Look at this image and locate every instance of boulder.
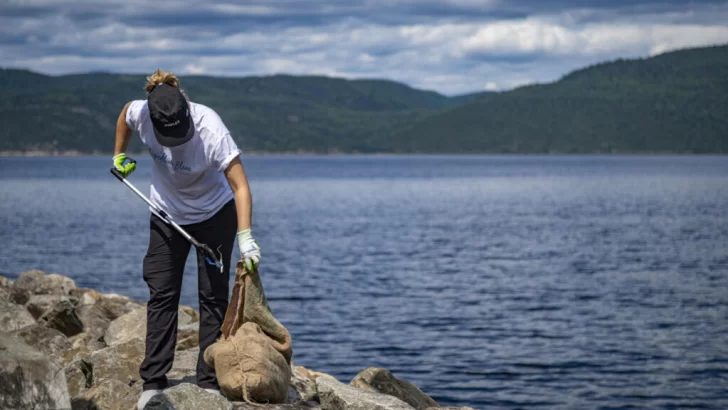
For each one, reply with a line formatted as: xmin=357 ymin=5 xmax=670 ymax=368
xmin=64 ymin=358 xmax=93 ymax=399
xmin=74 ymin=292 xmax=143 ymax=339
xmin=13 ymin=270 xmax=76 ymax=295
xmin=0 ymin=275 xmax=11 ymax=288
xmin=144 ymin=383 xmax=233 ymax=410
xmin=9 ymin=287 xmax=31 ymax=305
xmin=96 ymin=293 xmax=143 ymax=321
xmin=233 ymin=402 xmax=321 ymax=409
xmin=180 ymin=305 xmax=200 ymax=323
xmin=57 ymin=332 xmax=106 ymax=367
xmin=290 ymin=366 xmax=322 ymax=402
xmin=70 ymin=288 xmax=103 ymax=306
xmin=0 ymin=299 xmax=36 ymax=332
xmin=72 ymin=378 xmax=139 ymax=410
xmin=295 ymin=365 xmax=338 ymax=383
xmin=316 ymin=378 xmax=415 ymax=410
xmin=38 ymin=298 xmax=84 ymax=337
xmin=64 ymin=338 xmax=143 ymax=398
xmin=350 ymin=367 xmax=439 ymax=409
xmin=176 ymin=323 xmax=199 ymax=351
xmin=10 ymin=324 xmax=71 ymax=358
xmin=105 ymin=306 xmax=195 ymax=347
xmin=76 ymin=304 xmax=112 ymax=339
xmin=426 ymin=408 xmax=475 ymax=410
xmin=86 ymin=338 xmax=146 ymax=387
xmin=26 ymin=294 xmax=78 ymax=319
xmin=167 ymin=347 xmax=199 ymax=384
xmin=0 ymin=332 xmax=71 ymax=410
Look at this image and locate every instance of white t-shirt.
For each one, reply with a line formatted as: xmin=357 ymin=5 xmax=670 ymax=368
xmin=126 ymin=100 xmax=241 ymax=225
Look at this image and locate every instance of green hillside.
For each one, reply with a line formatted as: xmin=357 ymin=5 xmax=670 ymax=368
xmin=394 ymin=45 xmax=728 ymax=153
xmin=1 ymin=44 xmax=727 ymax=154
xmin=0 ymin=71 xmax=455 ymax=153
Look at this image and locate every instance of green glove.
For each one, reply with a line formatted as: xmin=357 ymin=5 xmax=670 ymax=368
xmin=113 ymin=153 xmax=136 ymax=177
xmin=237 ymin=229 xmax=261 ymax=272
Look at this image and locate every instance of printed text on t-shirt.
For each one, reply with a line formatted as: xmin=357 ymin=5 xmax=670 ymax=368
xmin=149 ymin=150 xmax=192 ymax=172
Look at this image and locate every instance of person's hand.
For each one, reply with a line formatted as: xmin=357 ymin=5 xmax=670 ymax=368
xmin=113 ymin=153 xmax=136 ymax=177
xmin=237 ymin=229 xmax=261 ymax=272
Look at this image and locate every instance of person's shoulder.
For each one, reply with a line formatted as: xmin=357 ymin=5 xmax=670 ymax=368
xmin=127 ymin=99 xmax=148 ymax=115
xmin=190 ymin=102 xmax=219 ymax=120
xmin=190 ymin=102 xmax=228 ymax=136
xmin=125 ymin=100 xmax=148 ymax=125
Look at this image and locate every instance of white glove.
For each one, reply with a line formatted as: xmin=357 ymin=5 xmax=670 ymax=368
xmin=237 ymin=229 xmax=261 ymax=272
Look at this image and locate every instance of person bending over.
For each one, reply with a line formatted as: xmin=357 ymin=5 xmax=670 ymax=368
xmin=112 ymin=69 xmax=261 ymax=410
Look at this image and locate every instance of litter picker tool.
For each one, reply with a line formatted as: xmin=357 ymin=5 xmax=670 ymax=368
xmin=110 ymin=166 xmax=224 ymax=272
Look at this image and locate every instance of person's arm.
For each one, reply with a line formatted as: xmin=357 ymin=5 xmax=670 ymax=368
xmin=114 ymin=102 xmax=133 ymax=155
xmin=113 ymin=102 xmax=136 ymax=177
xmin=225 ymin=156 xmax=260 ymax=271
xmin=224 ymin=157 xmax=252 ymax=232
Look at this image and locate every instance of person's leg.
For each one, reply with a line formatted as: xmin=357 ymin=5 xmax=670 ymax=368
xmin=188 ymin=200 xmax=237 ymax=389
xmin=140 ymin=214 xmax=190 ymax=391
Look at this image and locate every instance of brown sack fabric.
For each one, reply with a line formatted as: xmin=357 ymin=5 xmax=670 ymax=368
xmin=204 ymin=261 xmax=293 ymax=403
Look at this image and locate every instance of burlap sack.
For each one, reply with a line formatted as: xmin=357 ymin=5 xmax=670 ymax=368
xmin=203 ymin=261 xmax=293 ymax=403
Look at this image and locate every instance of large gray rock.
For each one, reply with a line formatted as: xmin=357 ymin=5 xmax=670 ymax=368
xmin=26 ymin=294 xmax=78 ymax=319
xmin=145 ymin=383 xmax=233 ymax=410
xmin=0 ymin=275 xmax=11 ymax=288
xmin=72 ymin=378 xmax=139 ymax=410
xmin=180 ymin=305 xmax=200 ymax=323
xmin=234 ymin=402 xmax=321 ymax=409
xmin=0 ymin=332 xmax=71 ymax=410
xmin=96 ymin=293 xmax=144 ymax=321
xmin=8 ymin=287 xmax=31 ymax=305
xmin=0 ymin=299 xmax=36 ymax=332
xmin=73 ymin=291 xmax=143 ymax=339
xmin=350 ymin=367 xmax=439 ymax=409
xmin=86 ymin=338 xmax=146 ymax=387
xmin=70 ymin=288 xmax=104 ymax=306
xmin=290 ymin=366 xmax=321 ymax=402
xmin=66 ymin=338 xmax=145 ymax=405
xmin=64 ymin=358 xmax=93 ymax=399
xmin=426 ymin=407 xmax=476 ymax=410
xmin=57 ymin=332 xmax=106 ymax=367
xmin=38 ymin=297 xmax=84 ymax=337
xmin=167 ymin=347 xmax=199 ymax=385
xmin=105 ymin=306 xmax=195 ymax=347
xmin=10 ymin=324 xmax=71 ymax=358
xmin=76 ymin=304 xmax=112 ymax=339
xmin=294 ymin=365 xmax=338 ymax=383
xmin=317 ymin=378 xmax=415 ymax=410
xmin=176 ymin=322 xmax=199 ymax=351
xmin=13 ymin=270 xmax=76 ymax=295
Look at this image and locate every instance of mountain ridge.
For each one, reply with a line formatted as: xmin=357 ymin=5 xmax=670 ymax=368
xmin=1 ymin=44 xmax=727 ymax=154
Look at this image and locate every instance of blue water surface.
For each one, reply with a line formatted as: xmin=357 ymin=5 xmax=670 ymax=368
xmin=1 ymin=155 xmax=727 ymax=409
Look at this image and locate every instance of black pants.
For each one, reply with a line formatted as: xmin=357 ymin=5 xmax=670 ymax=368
xmin=140 ymin=200 xmax=236 ymax=391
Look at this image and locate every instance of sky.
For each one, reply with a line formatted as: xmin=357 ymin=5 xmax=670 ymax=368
xmin=2 ymin=0 xmax=728 ymax=95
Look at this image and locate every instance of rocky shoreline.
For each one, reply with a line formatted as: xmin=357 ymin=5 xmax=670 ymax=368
xmin=0 ymin=270 xmax=475 ymax=410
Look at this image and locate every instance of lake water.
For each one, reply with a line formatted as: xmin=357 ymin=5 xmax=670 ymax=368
xmin=1 ymin=155 xmax=727 ymax=409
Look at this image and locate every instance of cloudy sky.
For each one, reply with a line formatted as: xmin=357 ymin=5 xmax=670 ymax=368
xmin=2 ymin=0 xmax=728 ymax=95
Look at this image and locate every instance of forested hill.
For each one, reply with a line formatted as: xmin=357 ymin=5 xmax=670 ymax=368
xmin=1 ymin=44 xmax=727 ymax=154
xmin=393 ymin=45 xmax=728 ymax=153
xmin=0 ymin=72 xmax=471 ymax=153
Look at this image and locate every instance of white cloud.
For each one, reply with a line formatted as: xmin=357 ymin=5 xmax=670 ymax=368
xmin=1 ymin=1 xmax=727 ymax=94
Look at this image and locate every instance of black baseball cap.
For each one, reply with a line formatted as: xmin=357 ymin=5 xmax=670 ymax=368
xmin=148 ymin=83 xmax=194 ymax=147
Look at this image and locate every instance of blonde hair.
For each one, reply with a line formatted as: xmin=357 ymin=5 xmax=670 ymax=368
xmin=145 ymin=69 xmax=180 ymax=94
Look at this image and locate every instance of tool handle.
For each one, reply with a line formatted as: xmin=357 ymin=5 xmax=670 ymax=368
xmin=110 ymin=167 xmax=125 ymax=181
